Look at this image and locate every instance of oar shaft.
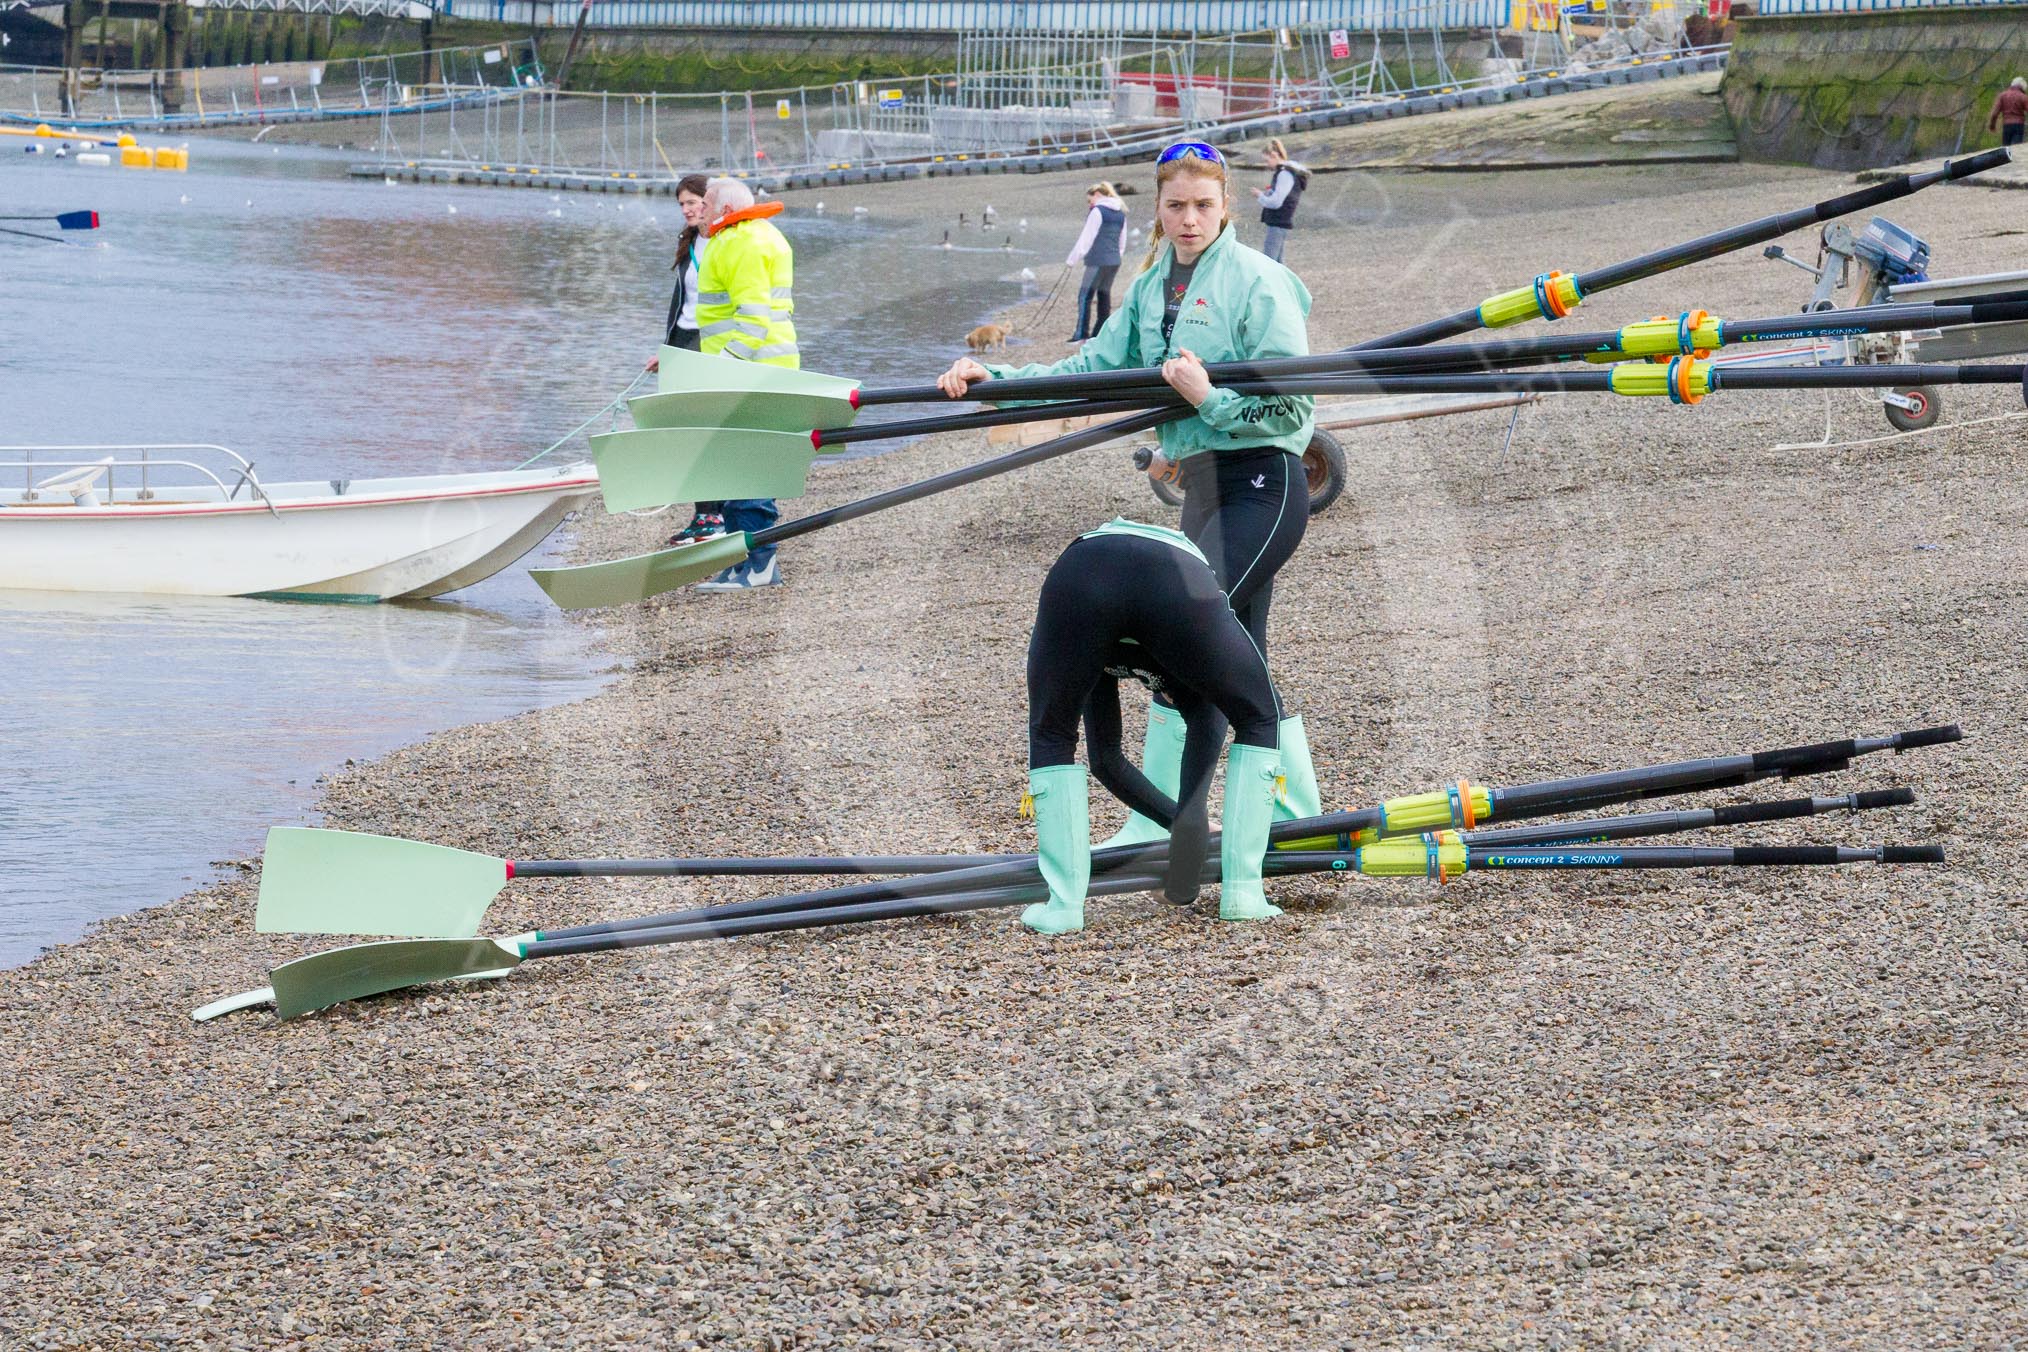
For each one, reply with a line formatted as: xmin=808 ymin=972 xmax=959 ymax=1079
xmin=513 ymin=853 xmax=1005 ymax=878
xmin=815 ymin=396 xmax=1162 ymax=448
xmin=526 ymin=871 xmax=1166 ymax=959
xmin=752 ymin=406 xmax=1179 ymax=550
xmin=1579 ymin=150 xmax=2010 ymax=295
xmin=527 ymin=838 xmax=1942 ymax=961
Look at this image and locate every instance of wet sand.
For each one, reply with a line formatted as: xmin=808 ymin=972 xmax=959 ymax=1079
xmin=3 ymin=157 xmax=2023 ymax=1347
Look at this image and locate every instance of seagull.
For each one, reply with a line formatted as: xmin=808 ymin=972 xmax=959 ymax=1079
xmin=1018 ymin=218 xmax=1028 ymax=230
xmin=383 ymin=176 xmax=396 ymax=186
xmin=548 ymin=207 xmax=563 ymax=217
xmin=179 ymin=193 xmax=191 ymax=204
xmin=982 ymin=204 xmax=996 ymax=223
xmin=852 ymin=204 xmax=869 ymax=215
xmin=447 ymin=204 xmax=457 ymax=214
xmin=815 ymin=200 xmax=825 ymax=212
xmin=1019 ymin=266 xmax=1036 ymax=281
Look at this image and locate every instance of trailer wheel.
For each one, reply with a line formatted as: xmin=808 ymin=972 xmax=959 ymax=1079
xmin=1885 ymin=387 xmax=1940 ymax=433
xmin=1300 ymin=430 xmax=1347 ymax=516
xmin=1141 ymin=429 xmax=1348 ymax=515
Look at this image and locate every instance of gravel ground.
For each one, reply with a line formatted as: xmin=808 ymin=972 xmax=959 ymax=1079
xmin=4 ymin=158 xmax=2024 ymax=1349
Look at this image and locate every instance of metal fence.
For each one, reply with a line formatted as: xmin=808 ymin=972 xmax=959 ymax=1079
xmin=371 ymin=28 xmax=1450 ymax=174
xmin=367 ymin=28 xmax=1723 ymax=184
xmin=0 ymin=40 xmax=539 ymax=127
xmin=1752 ymin=0 xmax=2018 ymax=11
xmin=436 ymin=1 xmax=1514 ymax=29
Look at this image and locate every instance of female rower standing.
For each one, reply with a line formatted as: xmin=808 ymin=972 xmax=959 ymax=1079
xmin=938 ymin=140 xmax=1322 ymax=847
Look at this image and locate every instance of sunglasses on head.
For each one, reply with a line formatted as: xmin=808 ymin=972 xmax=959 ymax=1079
xmin=1156 ymin=141 xmax=1224 ymax=167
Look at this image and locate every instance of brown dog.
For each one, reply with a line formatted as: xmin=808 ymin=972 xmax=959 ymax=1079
xmin=965 ymin=323 xmax=1009 ymax=355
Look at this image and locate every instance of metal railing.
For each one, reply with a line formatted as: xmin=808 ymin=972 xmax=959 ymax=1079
xmin=435 ymin=0 xmax=1514 ymax=29
xmin=1 ymin=445 xmax=277 ymax=512
xmin=367 ymin=31 xmax=1725 ymax=184
xmin=0 ymin=41 xmax=539 ymax=128
xmin=1752 ymin=0 xmax=2018 ymax=12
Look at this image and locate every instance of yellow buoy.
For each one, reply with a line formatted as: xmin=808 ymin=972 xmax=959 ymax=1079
xmin=120 ymin=145 xmax=153 ymax=168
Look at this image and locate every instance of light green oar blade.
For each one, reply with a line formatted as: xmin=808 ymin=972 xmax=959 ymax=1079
xmin=654 ymin=344 xmax=860 ymax=401
xmin=530 ymin=531 xmax=751 ymax=610
xmin=255 ymin=827 xmax=509 ymax=938
xmin=270 ymin=936 xmax=528 ymax=1021
xmin=628 ymin=387 xmax=856 ymax=434
xmin=591 ymin=426 xmax=818 ymax=512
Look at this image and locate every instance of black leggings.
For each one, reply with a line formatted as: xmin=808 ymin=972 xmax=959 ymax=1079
xmin=1029 ymin=534 xmax=1281 ymax=898
xmin=1157 ymin=445 xmax=1308 ymax=723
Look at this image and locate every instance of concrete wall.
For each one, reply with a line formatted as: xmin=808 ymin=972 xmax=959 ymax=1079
xmin=1722 ymin=6 xmax=2028 ymax=168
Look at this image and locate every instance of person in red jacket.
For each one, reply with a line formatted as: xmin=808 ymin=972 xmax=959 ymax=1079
xmin=1989 ymin=77 xmax=2028 ymax=148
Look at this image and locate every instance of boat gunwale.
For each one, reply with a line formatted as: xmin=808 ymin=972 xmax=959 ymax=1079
xmin=0 ymin=471 xmax=600 ymax=522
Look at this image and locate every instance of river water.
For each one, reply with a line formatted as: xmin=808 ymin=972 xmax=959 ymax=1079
xmin=0 ymin=137 xmax=1041 ymax=965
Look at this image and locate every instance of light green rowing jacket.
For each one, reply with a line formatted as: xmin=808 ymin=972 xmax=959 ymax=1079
xmin=983 ymin=223 xmax=1314 ymax=461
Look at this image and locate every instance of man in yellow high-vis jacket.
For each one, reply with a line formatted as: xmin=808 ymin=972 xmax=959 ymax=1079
xmin=694 ymin=176 xmax=796 ymax=590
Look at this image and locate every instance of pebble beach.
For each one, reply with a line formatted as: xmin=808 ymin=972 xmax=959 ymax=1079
xmin=3 ymin=152 xmax=2024 ymax=1348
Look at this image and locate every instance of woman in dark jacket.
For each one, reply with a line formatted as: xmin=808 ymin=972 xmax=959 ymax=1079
xmin=659 ymin=173 xmax=712 ymax=352
xmin=1066 ymin=181 xmax=1127 ymax=342
xmin=1252 ymin=139 xmax=1309 ymax=265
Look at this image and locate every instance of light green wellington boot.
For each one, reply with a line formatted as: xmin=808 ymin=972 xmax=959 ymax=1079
xmin=1273 ymin=714 xmax=1323 ymax=821
xmin=1021 ymin=764 xmax=1091 ymax=936
xmin=1096 ymin=702 xmax=1186 ymax=849
xmin=1219 ymin=743 xmax=1284 ymax=922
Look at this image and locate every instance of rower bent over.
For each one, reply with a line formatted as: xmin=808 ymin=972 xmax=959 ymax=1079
xmin=1022 ymin=519 xmax=1286 ymax=935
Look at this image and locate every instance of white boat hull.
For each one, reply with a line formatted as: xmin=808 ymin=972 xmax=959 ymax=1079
xmin=0 ymin=464 xmax=600 ymax=600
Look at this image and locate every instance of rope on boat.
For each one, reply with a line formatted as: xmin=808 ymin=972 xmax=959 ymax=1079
xmin=514 ymin=369 xmax=652 ymax=470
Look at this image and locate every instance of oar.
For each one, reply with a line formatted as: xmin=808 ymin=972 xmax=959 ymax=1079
xmin=201 ymin=838 xmax=1943 ymax=1023
xmin=478 ymin=787 xmax=1927 ymax=946
xmin=255 ymin=776 xmax=1920 ymax=941
xmin=0 ymin=210 xmax=98 ymax=230
xmin=532 ymin=405 xmax=1178 ymax=607
xmin=252 ymin=825 xmax=1005 ymax=938
xmin=631 ymin=153 xmax=2015 ymax=434
xmin=1353 ymin=147 xmax=2014 ymax=350
xmin=584 ymin=358 xmax=2028 ymax=515
xmin=522 ymin=726 xmax=1960 ymax=942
